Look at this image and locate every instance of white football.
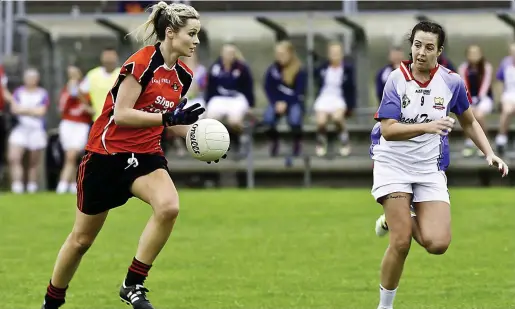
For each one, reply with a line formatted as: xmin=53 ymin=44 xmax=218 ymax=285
xmin=186 ymin=119 xmax=230 ymax=162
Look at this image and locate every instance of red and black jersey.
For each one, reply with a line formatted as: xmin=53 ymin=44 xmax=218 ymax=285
xmin=86 ymin=43 xmax=193 ymax=155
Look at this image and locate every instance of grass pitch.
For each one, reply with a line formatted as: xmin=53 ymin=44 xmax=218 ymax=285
xmin=1 ymin=188 xmax=514 ymax=309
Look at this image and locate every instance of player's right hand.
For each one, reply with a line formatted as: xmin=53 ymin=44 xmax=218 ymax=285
xmin=425 ymin=116 xmax=455 ymax=136
xmin=162 ymin=97 xmax=205 ymax=126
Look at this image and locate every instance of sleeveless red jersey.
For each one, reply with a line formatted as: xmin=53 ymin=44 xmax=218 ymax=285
xmin=85 ymin=43 xmax=193 ymax=155
xmin=59 ymin=84 xmax=93 ymax=124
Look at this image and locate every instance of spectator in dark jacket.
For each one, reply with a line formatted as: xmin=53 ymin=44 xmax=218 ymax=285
xmin=375 ymin=46 xmax=404 ymax=103
xmin=263 ymin=40 xmax=306 ymax=157
xmin=205 ymin=43 xmax=254 ymax=156
xmin=438 ymin=53 xmax=455 ymax=71
xmin=313 ymin=41 xmax=355 ymax=157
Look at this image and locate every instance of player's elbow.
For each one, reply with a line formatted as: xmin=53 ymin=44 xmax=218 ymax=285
xmin=113 ymin=108 xmax=129 ymax=126
xmin=381 ymin=127 xmax=395 ymax=141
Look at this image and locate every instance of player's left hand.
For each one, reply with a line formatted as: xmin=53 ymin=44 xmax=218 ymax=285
xmin=486 ymin=154 xmax=509 ymax=177
xmin=207 ymin=148 xmax=229 ymax=164
xmin=163 ymin=98 xmax=205 ymax=126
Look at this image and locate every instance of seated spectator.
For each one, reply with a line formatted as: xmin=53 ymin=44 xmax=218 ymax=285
xmin=438 ymin=53 xmax=455 ymax=71
xmin=56 ymin=65 xmax=94 ymax=194
xmin=495 ymin=43 xmax=515 ymax=156
xmin=205 ymin=42 xmax=254 ymax=158
xmin=263 ymin=40 xmax=306 ymax=157
xmin=7 ymin=68 xmax=49 ymax=193
xmin=313 ymin=41 xmax=355 ymax=157
xmin=170 ymin=53 xmax=209 ymax=157
xmin=458 ymin=45 xmax=494 ymax=157
xmin=375 ymin=46 xmax=404 ymax=103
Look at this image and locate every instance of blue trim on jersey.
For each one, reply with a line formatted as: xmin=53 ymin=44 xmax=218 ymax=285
xmin=369 ymin=122 xmax=382 ymax=158
xmin=437 ymin=135 xmax=450 ymax=171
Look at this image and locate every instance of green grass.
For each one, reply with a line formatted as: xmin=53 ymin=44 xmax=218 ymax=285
xmin=1 ymin=188 xmax=514 ymax=309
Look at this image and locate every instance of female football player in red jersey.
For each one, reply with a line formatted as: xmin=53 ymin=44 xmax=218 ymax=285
xmin=41 ymin=2 xmax=216 ymax=309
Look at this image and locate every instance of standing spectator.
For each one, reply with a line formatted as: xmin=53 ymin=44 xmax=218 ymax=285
xmin=375 ymin=46 xmax=405 ymax=103
xmin=458 ymin=45 xmax=494 ymax=157
xmin=313 ymin=41 xmax=355 ymax=157
xmin=263 ymin=40 xmax=306 ymax=157
xmin=205 ymin=42 xmax=254 ymax=158
xmin=79 ymin=47 xmax=121 ymax=121
xmin=0 ymin=63 xmax=15 ymax=179
xmin=56 ymin=66 xmax=94 ymax=194
xmin=495 ymin=43 xmax=515 ymax=156
xmin=7 ymin=68 xmax=49 ymax=193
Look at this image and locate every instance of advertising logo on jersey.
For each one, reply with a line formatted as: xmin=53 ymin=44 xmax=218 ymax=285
xmin=399 ymin=113 xmax=432 ymax=124
xmin=433 ymin=97 xmax=445 ymax=110
xmin=415 ymin=89 xmax=431 ymax=95
xmin=402 ymin=94 xmax=410 ymax=108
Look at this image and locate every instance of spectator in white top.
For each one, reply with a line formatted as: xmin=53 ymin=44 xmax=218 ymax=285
xmin=7 ymin=68 xmax=49 ymax=193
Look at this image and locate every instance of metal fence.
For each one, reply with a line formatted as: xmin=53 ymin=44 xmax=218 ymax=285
xmin=2 ymin=7 xmax=515 ymax=130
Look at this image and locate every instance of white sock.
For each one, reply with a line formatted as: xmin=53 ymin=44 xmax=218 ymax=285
xmin=340 ymin=130 xmax=349 ymax=144
xmin=68 ymin=182 xmax=77 ymax=194
xmin=11 ymin=181 xmax=24 ymax=194
xmin=464 ymin=138 xmax=473 ymax=147
xmin=27 ymin=182 xmax=38 ymax=193
xmin=378 ymin=284 xmax=397 ymax=309
xmin=239 ymin=134 xmax=249 ymax=145
xmin=496 ymin=134 xmax=508 ymax=146
xmin=56 ymin=181 xmax=68 ymax=194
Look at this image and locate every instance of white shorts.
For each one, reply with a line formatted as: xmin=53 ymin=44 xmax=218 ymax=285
xmin=501 ymin=92 xmax=515 ymax=104
xmin=372 ymin=162 xmax=450 ymax=204
xmin=471 ymin=96 xmax=493 ymax=114
xmin=8 ymin=125 xmax=47 ymax=150
xmin=206 ymin=95 xmax=249 ymax=121
xmin=313 ymin=95 xmax=346 ymax=113
xmin=59 ymin=119 xmax=90 ymax=151
xmin=186 ymin=97 xmax=206 ymax=119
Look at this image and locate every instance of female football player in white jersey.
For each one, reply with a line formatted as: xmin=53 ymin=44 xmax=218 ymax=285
xmin=370 ymin=21 xmax=509 ymax=309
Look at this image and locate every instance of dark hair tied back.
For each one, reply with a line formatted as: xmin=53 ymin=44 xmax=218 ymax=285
xmin=409 ymin=21 xmax=446 ymax=50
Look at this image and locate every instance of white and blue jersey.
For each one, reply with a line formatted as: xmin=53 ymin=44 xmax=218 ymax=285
xmin=370 ymin=61 xmax=471 ymax=174
xmin=12 ymin=86 xmax=49 ymax=128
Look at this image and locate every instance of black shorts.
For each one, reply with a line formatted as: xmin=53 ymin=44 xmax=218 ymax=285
xmin=77 ymin=151 xmax=169 ymax=215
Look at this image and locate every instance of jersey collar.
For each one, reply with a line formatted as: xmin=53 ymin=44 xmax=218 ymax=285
xmin=399 ymin=60 xmax=439 ymax=88
xmin=154 ymin=42 xmax=175 ymax=71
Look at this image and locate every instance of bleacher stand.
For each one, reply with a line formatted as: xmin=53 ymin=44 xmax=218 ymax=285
xmin=0 ymin=0 xmax=514 ymax=191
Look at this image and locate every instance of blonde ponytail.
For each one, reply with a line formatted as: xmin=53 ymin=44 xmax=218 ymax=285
xmin=127 ymin=1 xmax=199 ymax=44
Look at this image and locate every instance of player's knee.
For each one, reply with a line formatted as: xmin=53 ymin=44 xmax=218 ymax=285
xmin=424 ymin=239 xmax=450 ymax=255
xmin=390 ymin=233 xmax=412 ymax=256
xmin=69 ymin=232 xmax=95 ymax=255
xmin=153 ymin=198 xmax=180 ymax=222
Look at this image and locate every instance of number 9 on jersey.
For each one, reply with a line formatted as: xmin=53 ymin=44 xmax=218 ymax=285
xmin=186 ymin=119 xmax=230 ymax=162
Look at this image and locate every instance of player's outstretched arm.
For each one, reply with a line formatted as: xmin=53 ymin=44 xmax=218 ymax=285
xmin=114 ymin=74 xmax=163 ymax=127
xmin=456 ymin=108 xmax=509 ymax=176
